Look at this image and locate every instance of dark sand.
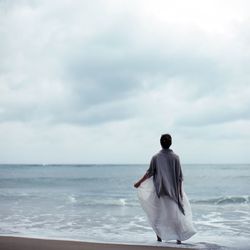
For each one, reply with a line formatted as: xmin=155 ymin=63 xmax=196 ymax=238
xmin=0 ymin=236 xmax=198 ymax=250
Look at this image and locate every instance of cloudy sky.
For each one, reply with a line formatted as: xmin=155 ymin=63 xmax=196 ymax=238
xmin=0 ymin=0 xmax=250 ymax=164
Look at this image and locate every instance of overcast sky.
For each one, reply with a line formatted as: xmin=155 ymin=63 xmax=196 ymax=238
xmin=0 ymin=0 xmax=250 ymax=164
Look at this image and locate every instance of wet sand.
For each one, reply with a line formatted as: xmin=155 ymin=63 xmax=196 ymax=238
xmin=0 ymin=236 xmax=198 ymax=250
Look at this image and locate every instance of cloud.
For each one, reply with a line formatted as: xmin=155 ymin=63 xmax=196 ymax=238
xmin=0 ymin=0 xmax=250 ymax=163
xmin=0 ymin=0 xmax=226 ymax=124
xmin=175 ymin=84 xmax=250 ymax=127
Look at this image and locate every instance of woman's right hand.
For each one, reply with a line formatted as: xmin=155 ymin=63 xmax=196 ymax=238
xmin=134 ymin=181 xmax=141 ymax=188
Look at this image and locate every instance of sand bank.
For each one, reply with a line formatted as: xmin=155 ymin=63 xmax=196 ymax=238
xmin=0 ymin=236 xmax=198 ymax=250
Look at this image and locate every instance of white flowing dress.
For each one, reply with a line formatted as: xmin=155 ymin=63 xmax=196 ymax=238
xmin=137 ymin=177 xmax=196 ymax=241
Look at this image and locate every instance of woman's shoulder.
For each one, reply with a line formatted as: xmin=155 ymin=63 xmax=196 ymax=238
xmin=171 ymin=151 xmax=179 ymax=158
xmin=167 ymin=150 xmax=180 ymax=161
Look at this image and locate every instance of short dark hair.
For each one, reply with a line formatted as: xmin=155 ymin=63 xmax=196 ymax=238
xmin=160 ymin=134 xmax=172 ymax=149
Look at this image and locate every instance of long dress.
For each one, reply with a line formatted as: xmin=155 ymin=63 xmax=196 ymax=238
xmin=137 ymin=177 xmax=196 ymax=241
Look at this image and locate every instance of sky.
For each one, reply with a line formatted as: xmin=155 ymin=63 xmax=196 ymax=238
xmin=0 ymin=0 xmax=250 ymax=164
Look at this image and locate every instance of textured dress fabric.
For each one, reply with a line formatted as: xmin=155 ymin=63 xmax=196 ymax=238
xmin=146 ymin=149 xmax=185 ymax=214
xmin=137 ymin=177 xmax=196 ymax=241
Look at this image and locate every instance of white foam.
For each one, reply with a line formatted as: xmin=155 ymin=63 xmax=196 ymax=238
xmin=119 ymin=198 xmax=127 ymax=206
xmin=68 ymin=195 xmax=77 ymax=203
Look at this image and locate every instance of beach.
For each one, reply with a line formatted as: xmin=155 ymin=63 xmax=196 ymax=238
xmin=0 ymin=236 xmax=198 ymax=250
xmin=0 ymin=164 xmax=249 ymax=249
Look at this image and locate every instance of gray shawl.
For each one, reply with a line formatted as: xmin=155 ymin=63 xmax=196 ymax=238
xmin=146 ymin=149 xmax=185 ymax=215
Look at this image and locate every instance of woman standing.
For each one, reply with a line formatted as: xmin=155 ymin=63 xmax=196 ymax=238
xmin=134 ymin=134 xmax=196 ymax=244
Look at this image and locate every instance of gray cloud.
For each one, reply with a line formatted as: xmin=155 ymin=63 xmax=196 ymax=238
xmin=0 ymin=0 xmax=250 ymax=163
xmin=179 ymin=105 xmax=250 ymax=127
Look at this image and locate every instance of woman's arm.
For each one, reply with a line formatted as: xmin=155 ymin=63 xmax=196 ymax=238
xmin=134 ymin=156 xmax=155 ymax=188
xmin=134 ymin=173 xmax=150 ymax=188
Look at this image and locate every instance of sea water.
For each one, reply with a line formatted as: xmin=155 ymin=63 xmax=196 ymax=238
xmin=0 ymin=164 xmax=249 ymax=249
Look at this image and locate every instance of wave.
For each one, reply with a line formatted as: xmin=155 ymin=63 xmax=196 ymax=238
xmin=0 ymin=177 xmax=112 ymax=186
xmin=71 ymin=197 xmax=139 ymax=207
xmin=67 ymin=195 xmax=249 ymax=207
xmin=191 ymin=195 xmax=250 ymax=205
xmin=0 ymin=192 xmax=139 ymax=207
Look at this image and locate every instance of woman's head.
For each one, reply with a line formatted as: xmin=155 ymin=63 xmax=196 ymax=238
xmin=160 ymin=134 xmax=172 ymax=149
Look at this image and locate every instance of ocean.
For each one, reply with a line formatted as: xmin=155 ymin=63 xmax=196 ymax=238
xmin=0 ymin=164 xmax=249 ymax=249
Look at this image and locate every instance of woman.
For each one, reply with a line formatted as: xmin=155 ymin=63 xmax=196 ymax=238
xmin=134 ymin=134 xmax=196 ymax=244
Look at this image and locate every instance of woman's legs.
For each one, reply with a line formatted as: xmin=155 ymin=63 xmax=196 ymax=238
xmin=157 ymin=236 xmax=181 ymax=244
xmin=157 ymin=235 xmax=162 ymax=242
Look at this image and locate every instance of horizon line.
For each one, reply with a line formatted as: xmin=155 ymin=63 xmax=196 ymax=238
xmin=0 ymin=163 xmax=249 ymax=165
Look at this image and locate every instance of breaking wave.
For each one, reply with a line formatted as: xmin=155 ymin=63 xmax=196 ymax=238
xmin=191 ymin=195 xmax=250 ymax=205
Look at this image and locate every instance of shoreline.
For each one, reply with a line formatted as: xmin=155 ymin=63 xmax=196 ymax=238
xmin=0 ymin=236 xmax=198 ymax=250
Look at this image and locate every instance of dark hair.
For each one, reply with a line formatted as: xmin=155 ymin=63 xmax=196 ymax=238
xmin=160 ymin=134 xmax=172 ymax=149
